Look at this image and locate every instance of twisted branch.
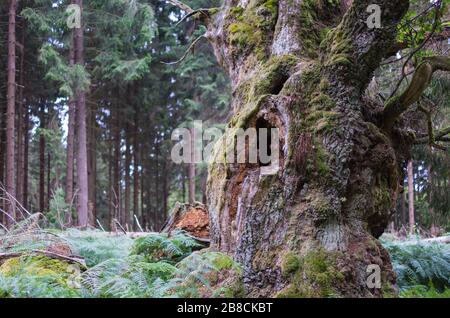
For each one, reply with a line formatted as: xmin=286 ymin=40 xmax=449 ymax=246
xmin=416 ymin=126 xmax=450 ymax=146
xmin=382 ymin=56 xmax=450 ymax=130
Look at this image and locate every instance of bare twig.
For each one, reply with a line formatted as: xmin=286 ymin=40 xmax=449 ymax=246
xmin=0 ymin=182 xmax=32 ymax=221
xmin=0 ymin=222 xmax=9 ymax=234
xmin=165 ymin=0 xmax=194 ymax=14
xmin=0 ymin=207 xmax=17 ymax=226
xmin=134 ymin=214 xmax=144 ymax=232
xmin=113 ymin=218 xmax=127 ymax=234
xmin=96 ymin=219 xmax=106 ymax=232
xmin=65 ymin=188 xmax=79 ymax=227
xmin=162 ymin=35 xmax=206 ymax=65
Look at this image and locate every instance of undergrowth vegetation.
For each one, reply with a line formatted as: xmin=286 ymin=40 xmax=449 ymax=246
xmin=0 ymin=217 xmax=448 ymax=298
xmin=0 ymin=218 xmax=242 ymax=298
xmin=382 ymin=237 xmax=450 ymax=298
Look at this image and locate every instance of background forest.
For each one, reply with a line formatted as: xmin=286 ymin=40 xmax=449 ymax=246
xmin=0 ymin=0 xmax=448 ymax=235
xmin=0 ymin=0 xmax=231 ymax=231
xmin=0 ymin=0 xmax=449 ymax=299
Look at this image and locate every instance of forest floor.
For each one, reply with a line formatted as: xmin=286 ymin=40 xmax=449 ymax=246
xmin=0 ymin=216 xmax=448 ymax=298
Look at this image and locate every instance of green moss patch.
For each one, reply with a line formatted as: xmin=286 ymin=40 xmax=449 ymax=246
xmin=0 ymin=255 xmax=75 ymax=279
xmin=298 ymin=0 xmax=341 ymax=58
xmin=277 ymin=249 xmax=344 ymax=298
xmin=0 ymin=255 xmax=82 ymax=297
xmin=226 ymin=0 xmax=279 ymax=60
xmin=281 ymin=252 xmax=301 ymax=276
xmin=321 ymin=27 xmax=353 ymax=67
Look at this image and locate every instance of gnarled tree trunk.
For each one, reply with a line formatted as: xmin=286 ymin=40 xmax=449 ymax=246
xmin=202 ymin=0 xmax=417 ymax=298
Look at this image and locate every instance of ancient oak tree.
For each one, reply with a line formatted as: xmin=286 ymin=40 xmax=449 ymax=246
xmin=170 ymin=0 xmax=450 ymax=297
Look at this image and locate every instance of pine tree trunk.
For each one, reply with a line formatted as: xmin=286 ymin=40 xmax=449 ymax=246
xmin=162 ymin=161 xmax=168 ymax=225
xmin=87 ymin=99 xmax=97 ymax=223
xmin=182 ymin=167 xmax=186 ymax=203
xmin=154 ymin=144 xmax=160 ymax=228
xmin=133 ymin=104 xmax=140 ymax=228
xmin=47 ymin=151 xmax=51 ymax=210
xmin=140 ymin=155 xmax=145 ymax=229
xmin=74 ymin=0 xmax=89 ymax=227
xmin=205 ymin=0 xmax=410 ymax=297
xmin=16 ymin=24 xmax=25 ymax=208
xmin=66 ymin=33 xmax=76 ymax=206
xmin=39 ymin=105 xmax=46 ymax=213
xmin=407 ymin=160 xmax=415 ymax=236
xmin=113 ymin=106 xmax=121 ymax=224
xmin=0 ymin=101 xmax=6 ymax=220
xmin=401 ymin=186 xmax=407 ymax=231
xmin=23 ymin=104 xmax=29 ymax=210
xmin=188 ymin=128 xmax=196 ymax=204
xmin=188 ymin=163 xmax=196 ymax=204
xmin=107 ymin=135 xmax=113 ymax=229
xmin=142 ymin=155 xmax=149 ymax=229
xmin=428 ymin=164 xmax=437 ymax=236
xmin=5 ymin=0 xmax=18 ymax=226
xmin=124 ymin=122 xmax=131 ymax=228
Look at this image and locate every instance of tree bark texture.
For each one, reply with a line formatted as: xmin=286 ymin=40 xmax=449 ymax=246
xmin=6 ymin=0 xmax=17 ymax=225
xmin=133 ymin=104 xmax=140 ymax=228
xmin=125 ymin=121 xmax=131 ymax=227
xmin=39 ymin=105 xmax=46 ymax=214
xmin=74 ymin=0 xmax=89 ymax=227
xmin=66 ymin=32 xmax=76 ymax=206
xmin=188 ymin=127 xmax=196 ymax=204
xmin=16 ymin=24 xmax=25 ymax=208
xmin=407 ymin=160 xmax=415 ymax=236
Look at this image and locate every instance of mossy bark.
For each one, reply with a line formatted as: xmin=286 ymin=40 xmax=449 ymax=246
xmin=205 ymin=0 xmax=410 ymax=297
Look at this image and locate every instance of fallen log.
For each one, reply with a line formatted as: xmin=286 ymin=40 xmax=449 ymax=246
xmin=398 ymin=236 xmax=450 ymax=246
xmin=0 ymin=249 xmax=86 ymax=267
